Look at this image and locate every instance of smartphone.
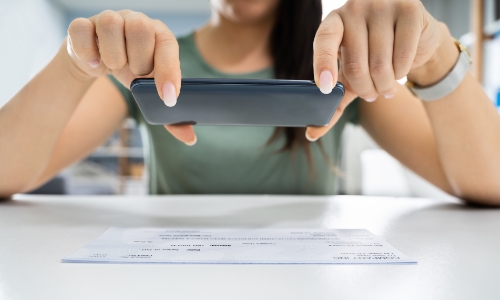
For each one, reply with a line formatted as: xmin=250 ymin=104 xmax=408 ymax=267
xmin=130 ymin=78 xmax=344 ymax=127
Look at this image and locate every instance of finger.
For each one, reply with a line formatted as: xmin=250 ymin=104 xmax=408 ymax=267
xmin=152 ymin=20 xmax=182 ymax=107
xmin=67 ymin=18 xmax=100 ymax=67
xmin=164 ymin=125 xmax=197 ymax=146
xmin=313 ymin=11 xmax=343 ymax=94
xmin=368 ymin=10 xmax=398 ymax=98
xmin=341 ymin=17 xmax=378 ymax=102
xmin=306 ymin=73 xmax=358 ymax=141
xmin=123 ymin=12 xmax=155 ymax=76
xmin=393 ymin=6 xmax=421 ymax=80
xmin=94 ymin=10 xmax=127 ymax=70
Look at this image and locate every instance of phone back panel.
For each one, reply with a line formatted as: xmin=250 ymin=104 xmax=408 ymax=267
xmin=130 ymin=78 xmax=344 ymax=127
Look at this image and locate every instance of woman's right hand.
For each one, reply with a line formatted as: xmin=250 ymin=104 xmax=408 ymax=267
xmin=67 ymin=10 xmax=197 ymax=145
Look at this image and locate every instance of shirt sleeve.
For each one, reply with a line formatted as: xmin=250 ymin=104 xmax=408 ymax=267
xmin=107 ymin=75 xmax=140 ymax=123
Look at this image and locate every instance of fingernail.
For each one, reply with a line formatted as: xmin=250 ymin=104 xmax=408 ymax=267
xmin=364 ymin=96 xmax=377 ymax=102
xmin=319 ymin=70 xmax=333 ymax=94
xmin=185 ymin=135 xmax=197 ymax=146
xmin=89 ymin=60 xmax=99 ymax=68
xmin=383 ymin=94 xmax=394 ymax=99
xmin=162 ymin=82 xmax=177 ymax=107
xmin=305 ymin=131 xmax=319 ymax=142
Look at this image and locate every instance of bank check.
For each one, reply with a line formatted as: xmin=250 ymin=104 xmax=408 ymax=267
xmin=63 ymin=228 xmax=416 ymax=264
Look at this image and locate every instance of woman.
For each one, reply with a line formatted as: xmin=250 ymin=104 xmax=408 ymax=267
xmin=1 ymin=0 xmax=499 ymax=203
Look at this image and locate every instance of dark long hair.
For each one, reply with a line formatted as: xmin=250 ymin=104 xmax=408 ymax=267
xmin=268 ymin=0 xmax=324 ymax=171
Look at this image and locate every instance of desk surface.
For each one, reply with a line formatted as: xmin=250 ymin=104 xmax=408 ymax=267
xmin=1 ymin=194 xmax=499 ymax=300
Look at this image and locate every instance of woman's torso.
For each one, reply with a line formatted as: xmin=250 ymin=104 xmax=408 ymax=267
xmin=111 ymin=33 xmax=359 ymax=195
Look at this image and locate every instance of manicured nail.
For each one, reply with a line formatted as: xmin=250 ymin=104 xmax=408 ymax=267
xmin=185 ymin=135 xmax=197 ymax=146
xmin=383 ymin=94 xmax=394 ymax=99
xmin=319 ymin=70 xmax=333 ymax=94
xmin=365 ymin=96 xmax=377 ymax=102
xmin=305 ymin=131 xmax=319 ymax=142
xmin=88 ymin=60 xmax=99 ymax=68
xmin=162 ymin=82 xmax=177 ymax=107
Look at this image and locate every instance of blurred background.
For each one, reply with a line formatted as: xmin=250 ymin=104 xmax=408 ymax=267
xmin=0 ymin=0 xmax=498 ymax=198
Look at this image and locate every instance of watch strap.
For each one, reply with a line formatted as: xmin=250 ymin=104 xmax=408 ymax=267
xmin=406 ymin=40 xmax=471 ymax=102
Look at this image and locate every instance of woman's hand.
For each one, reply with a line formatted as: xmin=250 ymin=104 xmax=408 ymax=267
xmin=67 ymin=10 xmax=196 ymax=145
xmin=307 ymin=0 xmax=446 ymax=141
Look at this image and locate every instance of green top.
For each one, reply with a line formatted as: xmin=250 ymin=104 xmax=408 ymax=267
xmin=109 ymin=32 xmax=359 ymax=195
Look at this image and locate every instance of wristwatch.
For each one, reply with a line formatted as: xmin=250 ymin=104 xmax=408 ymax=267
xmin=405 ymin=38 xmax=472 ymax=102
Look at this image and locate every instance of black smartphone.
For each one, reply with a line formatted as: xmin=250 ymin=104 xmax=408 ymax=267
xmin=130 ymin=78 xmax=344 ymax=127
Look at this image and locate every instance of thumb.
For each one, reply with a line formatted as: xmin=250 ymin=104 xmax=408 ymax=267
xmin=164 ymin=125 xmax=197 ymax=146
xmin=305 ymin=72 xmax=358 ymax=142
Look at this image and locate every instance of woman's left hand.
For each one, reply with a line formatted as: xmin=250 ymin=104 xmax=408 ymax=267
xmin=306 ymin=0 xmax=446 ymax=141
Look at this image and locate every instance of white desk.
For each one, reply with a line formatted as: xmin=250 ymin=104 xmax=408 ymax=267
xmin=1 ymin=194 xmax=499 ymax=300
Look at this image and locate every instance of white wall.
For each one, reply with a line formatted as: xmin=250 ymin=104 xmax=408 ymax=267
xmin=0 ymin=0 xmax=65 ymax=108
